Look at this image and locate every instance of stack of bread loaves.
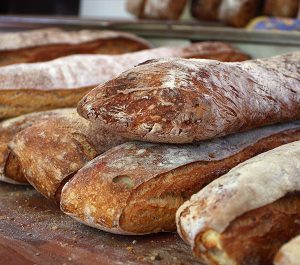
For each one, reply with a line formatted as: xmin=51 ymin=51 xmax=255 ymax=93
xmin=1 ymin=28 xmax=300 ymax=265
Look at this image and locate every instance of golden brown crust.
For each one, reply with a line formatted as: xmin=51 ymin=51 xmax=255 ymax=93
xmin=264 ymin=0 xmax=299 ymax=18
xmin=198 ymin=193 xmax=300 ymax=265
xmin=60 ymin=121 xmax=300 ymax=235
xmin=78 ymin=52 xmax=300 ymax=144
xmin=0 ymin=28 xmax=152 ymax=66
xmin=9 ymin=109 xmax=125 ymax=200
xmin=0 ymin=109 xmax=74 ymax=184
xmin=0 ymin=42 xmax=249 ymax=120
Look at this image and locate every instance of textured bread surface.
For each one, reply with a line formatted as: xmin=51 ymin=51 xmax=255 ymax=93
xmin=0 ymin=109 xmax=74 ymax=184
xmin=78 ymin=52 xmax=300 ymax=144
xmin=177 ymin=141 xmax=300 ymax=265
xmin=126 ymin=0 xmax=187 ymax=19
xmin=9 ymin=109 xmax=125 ymax=200
xmin=0 ymin=41 xmax=249 ymax=120
xmin=60 ymin=121 xmax=300 ymax=235
xmin=274 ymin=235 xmax=300 ymax=265
xmin=0 ymin=28 xmax=152 ymax=66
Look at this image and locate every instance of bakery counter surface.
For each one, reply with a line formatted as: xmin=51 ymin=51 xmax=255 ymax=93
xmin=0 ymin=183 xmax=200 ymax=265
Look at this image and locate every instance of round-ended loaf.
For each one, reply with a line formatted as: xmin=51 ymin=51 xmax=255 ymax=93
xmin=177 ymin=140 xmax=300 ymax=265
xmin=60 ymin=121 xmax=300 ymax=235
xmin=78 ymin=52 xmax=300 ymax=144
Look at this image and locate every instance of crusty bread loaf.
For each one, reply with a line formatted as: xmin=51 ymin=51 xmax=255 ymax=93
xmin=0 ymin=42 xmax=249 ymax=120
xmin=218 ymin=0 xmax=261 ymax=27
xmin=176 ymin=141 xmax=300 ymax=265
xmin=0 ymin=109 xmax=74 ymax=185
xmin=264 ymin=0 xmax=299 ymax=18
xmin=9 ymin=109 xmax=125 ymax=200
xmin=0 ymin=28 xmax=152 ymax=66
xmin=78 ymin=52 xmax=300 ymax=144
xmin=126 ymin=0 xmax=187 ymax=19
xmin=191 ymin=0 xmax=222 ymax=21
xmin=274 ymin=235 xmax=300 ymax=265
xmin=60 ymin=121 xmax=300 ymax=235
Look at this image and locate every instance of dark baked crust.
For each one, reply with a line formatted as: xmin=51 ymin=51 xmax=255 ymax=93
xmin=191 ymin=0 xmax=221 ymax=21
xmin=78 ymin=52 xmax=300 ymax=144
xmin=60 ymin=122 xmax=300 ymax=234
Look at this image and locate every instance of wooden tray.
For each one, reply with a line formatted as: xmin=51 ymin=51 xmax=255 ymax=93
xmin=0 ymin=183 xmax=200 ymax=265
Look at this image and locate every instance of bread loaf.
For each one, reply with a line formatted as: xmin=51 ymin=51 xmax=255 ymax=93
xmin=60 ymin=121 xmax=300 ymax=235
xmin=274 ymin=235 xmax=300 ymax=265
xmin=191 ymin=0 xmax=221 ymax=21
xmin=0 ymin=109 xmax=74 ymax=185
xmin=0 ymin=28 xmax=152 ymax=66
xmin=9 ymin=109 xmax=126 ymax=200
xmin=218 ymin=0 xmax=261 ymax=27
xmin=0 ymin=42 xmax=249 ymax=120
xmin=177 ymin=141 xmax=300 ymax=265
xmin=264 ymin=0 xmax=299 ymax=18
xmin=126 ymin=0 xmax=187 ymax=19
xmin=78 ymin=52 xmax=300 ymax=144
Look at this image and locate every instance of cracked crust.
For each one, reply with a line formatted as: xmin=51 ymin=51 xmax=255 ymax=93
xmin=60 ymin=121 xmax=300 ymax=235
xmin=78 ymin=52 xmax=300 ymax=144
xmin=177 ymin=141 xmax=300 ymax=265
xmin=0 ymin=41 xmax=249 ymax=120
xmin=9 ymin=109 xmax=125 ymax=200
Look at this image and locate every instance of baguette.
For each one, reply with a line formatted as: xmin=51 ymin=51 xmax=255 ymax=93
xmin=78 ymin=51 xmax=300 ymax=144
xmin=176 ymin=141 xmax=300 ymax=265
xmin=274 ymin=235 xmax=300 ymax=265
xmin=0 ymin=42 xmax=249 ymax=120
xmin=9 ymin=109 xmax=125 ymax=200
xmin=0 ymin=28 xmax=152 ymax=66
xmin=60 ymin=121 xmax=300 ymax=235
xmin=191 ymin=0 xmax=221 ymax=21
xmin=0 ymin=109 xmax=74 ymax=185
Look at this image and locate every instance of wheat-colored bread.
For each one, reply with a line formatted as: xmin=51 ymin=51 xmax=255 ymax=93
xmin=9 ymin=109 xmax=125 ymax=200
xmin=274 ymin=235 xmax=300 ymax=265
xmin=176 ymin=141 xmax=300 ymax=265
xmin=0 ymin=28 xmax=152 ymax=66
xmin=0 ymin=109 xmax=74 ymax=185
xmin=191 ymin=0 xmax=222 ymax=21
xmin=0 ymin=42 xmax=249 ymax=120
xmin=78 ymin=52 xmax=300 ymax=144
xmin=60 ymin=121 xmax=300 ymax=235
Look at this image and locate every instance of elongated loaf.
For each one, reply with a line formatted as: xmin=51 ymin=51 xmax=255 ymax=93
xmin=0 ymin=42 xmax=249 ymax=120
xmin=60 ymin=121 xmax=300 ymax=235
xmin=191 ymin=0 xmax=221 ymax=21
xmin=274 ymin=235 xmax=300 ymax=265
xmin=9 ymin=109 xmax=126 ymax=200
xmin=79 ymin=52 xmax=300 ymax=144
xmin=0 ymin=28 xmax=152 ymax=66
xmin=264 ymin=0 xmax=299 ymax=18
xmin=177 ymin=141 xmax=300 ymax=265
xmin=0 ymin=109 xmax=74 ymax=185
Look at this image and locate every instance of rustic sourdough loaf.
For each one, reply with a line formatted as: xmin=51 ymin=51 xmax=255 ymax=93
xmin=0 ymin=28 xmax=152 ymax=66
xmin=60 ymin=121 xmax=300 ymax=235
xmin=0 ymin=109 xmax=75 ymax=185
xmin=177 ymin=141 xmax=300 ymax=265
xmin=0 ymin=42 xmax=249 ymax=120
xmin=78 ymin=52 xmax=300 ymax=144
xmin=9 ymin=109 xmax=125 ymax=200
xmin=274 ymin=235 xmax=300 ymax=265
